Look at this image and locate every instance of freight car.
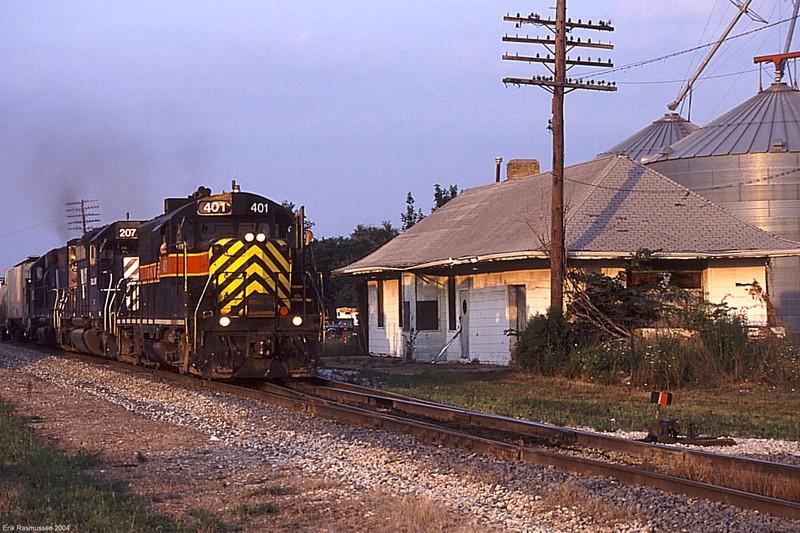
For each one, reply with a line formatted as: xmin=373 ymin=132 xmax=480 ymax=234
xmin=1 ymin=183 xmax=322 ymax=379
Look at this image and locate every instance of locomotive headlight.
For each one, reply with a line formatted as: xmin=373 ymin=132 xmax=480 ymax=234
xmin=244 ymin=232 xmax=255 ymax=243
xmin=291 ymin=316 xmax=303 ymax=327
xmin=256 ymin=232 xmax=267 ymax=242
xmin=218 ymin=316 xmax=232 ymax=327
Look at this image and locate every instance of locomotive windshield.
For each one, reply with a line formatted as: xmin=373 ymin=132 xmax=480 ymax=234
xmin=199 ymin=220 xmax=286 ymax=241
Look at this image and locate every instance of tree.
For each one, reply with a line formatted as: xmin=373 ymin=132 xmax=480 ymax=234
xmin=433 ymin=183 xmax=459 ymax=211
xmin=310 ymin=222 xmax=399 ymax=317
xmin=400 ymin=192 xmax=425 ymax=231
xmin=281 ymin=200 xmax=315 ymax=231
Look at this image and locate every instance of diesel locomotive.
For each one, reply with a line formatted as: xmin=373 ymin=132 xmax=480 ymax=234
xmin=0 ymin=183 xmax=322 ymax=379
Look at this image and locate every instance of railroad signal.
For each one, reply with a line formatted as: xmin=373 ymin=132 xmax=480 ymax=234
xmin=502 ymin=2 xmax=616 ymax=317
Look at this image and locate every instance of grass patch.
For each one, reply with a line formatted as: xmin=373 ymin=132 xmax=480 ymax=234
xmin=0 ymin=398 xmax=183 ymax=531
xmin=372 ymin=369 xmax=800 ymax=441
xmin=187 ymin=507 xmax=238 ymax=531
xmin=540 ymin=479 xmax=636 ymax=524
xmin=250 ymin=484 xmax=299 ymax=497
xmin=322 ymin=337 xmax=365 ymax=357
xmin=233 ymin=502 xmax=278 ymax=518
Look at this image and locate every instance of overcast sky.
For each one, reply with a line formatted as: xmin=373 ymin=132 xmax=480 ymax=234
xmin=1 ymin=0 xmax=797 ymax=269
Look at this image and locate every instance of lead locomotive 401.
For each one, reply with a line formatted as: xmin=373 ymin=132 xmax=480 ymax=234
xmin=1 ymin=183 xmax=322 ymax=379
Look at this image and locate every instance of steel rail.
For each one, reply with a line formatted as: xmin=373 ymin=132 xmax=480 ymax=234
xmin=298 ymin=378 xmax=800 ymax=485
xmin=48 ymin=352 xmax=800 ymax=520
xmin=287 ymin=379 xmax=800 ymax=514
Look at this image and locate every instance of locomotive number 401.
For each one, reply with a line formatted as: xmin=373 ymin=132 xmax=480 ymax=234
xmin=198 ymin=200 xmax=231 ymax=215
xmin=250 ymin=202 xmax=269 ymax=214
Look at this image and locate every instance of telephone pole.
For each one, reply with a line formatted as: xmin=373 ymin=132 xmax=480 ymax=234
xmin=503 ymin=2 xmax=615 ymax=315
xmin=66 ymin=199 xmax=101 ymax=234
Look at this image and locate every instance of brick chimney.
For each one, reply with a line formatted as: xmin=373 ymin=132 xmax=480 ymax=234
xmin=506 ymin=159 xmax=540 ymax=180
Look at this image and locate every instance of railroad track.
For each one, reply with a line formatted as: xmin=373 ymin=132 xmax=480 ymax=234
xmin=49 ymin=352 xmax=800 ymax=520
xmin=276 ymin=378 xmax=800 ymax=519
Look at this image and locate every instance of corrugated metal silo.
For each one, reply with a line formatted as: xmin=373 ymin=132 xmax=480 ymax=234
xmin=648 ymin=74 xmax=800 ymax=330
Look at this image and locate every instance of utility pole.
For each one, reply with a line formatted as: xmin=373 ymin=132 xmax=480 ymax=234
xmin=66 ymin=199 xmax=101 ymax=234
xmin=503 ymin=2 xmax=615 ymax=315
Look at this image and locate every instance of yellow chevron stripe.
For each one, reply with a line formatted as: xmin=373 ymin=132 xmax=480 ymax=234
xmin=210 ymin=238 xmax=293 ymax=313
xmin=244 ymin=261 xmax=269 ymax=285
xmin=243 ymin=264 xmax=290 ymax=304
xmin=253 ymin=248 xmax=282 ymax=280
xmin=253 ymin=247 xmax=291 ymax=300
xmin=216 ymin=252 xmax=262 ymax=293
xmin=220 ymin=277 xmax=245 ymax=314
xmin=210 ymin=239 xmax=245 ymax=273
xmin=265 ymin=241 xmax=290 ymax=271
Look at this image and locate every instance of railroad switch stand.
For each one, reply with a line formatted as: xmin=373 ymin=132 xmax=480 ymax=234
xmin=642 ymin=390 xmax=735 ymax=446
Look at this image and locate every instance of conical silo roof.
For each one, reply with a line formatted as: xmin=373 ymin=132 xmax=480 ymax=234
xmin=597 ymin=112 xmax=698 ymax=163
xmin=649 ymin=81 xmax=800 ymax=161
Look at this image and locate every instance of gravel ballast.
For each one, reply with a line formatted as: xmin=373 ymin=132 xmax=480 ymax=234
xmin=1 ymin=344 xmax=798 ymax=532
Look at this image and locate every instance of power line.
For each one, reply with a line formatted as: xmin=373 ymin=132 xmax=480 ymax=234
xmin=0 ymin=219 xmax=59 ymax=239
xmin=618 ymin=67 xmax=760 ymax=85
xmin=582 ymin=13 xmax=799 ymax=78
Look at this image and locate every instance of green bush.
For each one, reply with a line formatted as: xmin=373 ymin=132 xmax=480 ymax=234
xmin=567 ymin=343 xmax=618 ymax=383
xmin=515 ymin=312 xmax=800 ymax=390
xmin=697 ymin=309 xmax=749 ymax=378
xmin=746 ymin=332 xmax=800 ymax=387
xmin=630 ymin=332 xmax=703 ymax=389
xmin=511 ymin=308 xmax=573 ymax=375
xmin=322 ymin=336 xmax=366 ymax=357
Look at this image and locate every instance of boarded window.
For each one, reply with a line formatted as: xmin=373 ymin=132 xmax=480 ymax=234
xmin=630 ymin=270 xmax=702 ymax=292
xmin=630 ymin=270 xmax=703 ymax=305
xmin=416 ymin=300 xmax=438 ymax=331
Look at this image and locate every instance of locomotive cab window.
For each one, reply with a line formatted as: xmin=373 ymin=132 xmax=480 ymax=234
xmin=239 ymin=221 xmax=275 ymax=238
xmin=200 ymin=222 xmax=236 ymax=240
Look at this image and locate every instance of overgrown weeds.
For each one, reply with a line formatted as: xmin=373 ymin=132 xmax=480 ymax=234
xmin=511 ymin=258 xmax=800 ymax=390
xmin=514 ymin=313 xmax=800 ymax=389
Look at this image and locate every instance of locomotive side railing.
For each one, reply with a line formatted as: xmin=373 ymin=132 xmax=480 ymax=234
xmin=192 ymin=274 xmax=214 ymax=353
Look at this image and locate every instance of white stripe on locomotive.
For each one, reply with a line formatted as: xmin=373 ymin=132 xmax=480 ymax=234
xmin=123 ymin=257 xmax=140 ymax=311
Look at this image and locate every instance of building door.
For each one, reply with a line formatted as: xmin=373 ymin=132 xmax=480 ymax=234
xmin=459 ymin=289 xmax=469 ymax=359
xmin=509 ymin=285 xmax=527 ymax=351
xmin=509 ymin=285 xmax=527 ymax=333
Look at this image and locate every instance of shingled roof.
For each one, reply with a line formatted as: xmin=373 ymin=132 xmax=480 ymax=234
xmin=337 ymin=155 xmax=800 ymax=275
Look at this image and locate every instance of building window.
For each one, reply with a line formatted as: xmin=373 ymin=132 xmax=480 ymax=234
xmin=416 ymin=300 xmax=439 ymax=331
xmin=630 ymin=270 xmax=702 ymax=292
xmin=629 ymin=270 xmax=704 ymax=308
xmin=377 ymin=280 xmax=385 ymax=328
xmin=402 ymin=301 xmax=411 ymax=331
